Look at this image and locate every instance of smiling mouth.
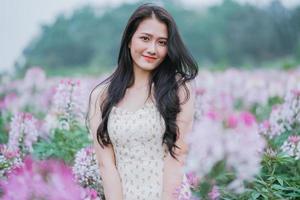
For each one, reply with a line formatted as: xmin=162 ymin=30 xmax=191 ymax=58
xmin=142 ymin=55 xmax=157 ymax=62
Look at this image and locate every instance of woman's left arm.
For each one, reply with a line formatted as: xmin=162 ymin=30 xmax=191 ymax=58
xmin=162 ymin=81 xmax=195 ymax=200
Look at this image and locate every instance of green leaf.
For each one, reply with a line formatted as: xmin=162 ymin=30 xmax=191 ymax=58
xmin=250 ymin=192 xmax=260 ymax=199
xmin=254 ymin=179 xmax=268 ymax=186
xmin=276 ymin=177 xmax=284 ymax=186
xmin=271 ymin=184 xmax=288 ymax=191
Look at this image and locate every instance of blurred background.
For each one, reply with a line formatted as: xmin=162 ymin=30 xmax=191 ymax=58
xmin=1 ymin=1 xmax=300 ymax=199
xmin=1 ymin=0 xmax=300 ymax=77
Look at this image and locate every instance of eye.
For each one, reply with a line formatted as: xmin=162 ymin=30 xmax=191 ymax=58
xmin=140 ymin=36 xmax=150 ymax=41
xmin=158 ymin=40 xmax=167 ymax=46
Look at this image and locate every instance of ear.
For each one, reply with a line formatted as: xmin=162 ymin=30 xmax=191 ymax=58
xmin=128 ymin=42 xmax=131 ymax=48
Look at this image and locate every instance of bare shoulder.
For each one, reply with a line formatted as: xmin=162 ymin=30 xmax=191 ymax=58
xmin=88 ymin=82 xmax=109 ymax=120
xmin=178 ymin=81 xmax=195 ymax=105
xmin=90 ymin=82 xmax=109 ymax=103
xmin=175 ymin=73 xmax=195 ymax=101
xmin=176 ymin=80 xmax=196 ymax=147
xmin=177 ymin=80 xmax=196 ymax=125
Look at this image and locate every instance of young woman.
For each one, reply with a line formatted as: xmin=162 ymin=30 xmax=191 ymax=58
xmin=87 ymin=3 xmax=198 ymax=200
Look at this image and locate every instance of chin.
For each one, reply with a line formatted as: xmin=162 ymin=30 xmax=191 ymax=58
xmin=137 ymin=61 xmax=160 ymax=71
xmin=140 ymin=66 xmax=157 ymax=71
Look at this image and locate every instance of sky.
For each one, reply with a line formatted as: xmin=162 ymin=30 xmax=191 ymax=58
xmin=1 ymin=0 xmax=300 ymax=73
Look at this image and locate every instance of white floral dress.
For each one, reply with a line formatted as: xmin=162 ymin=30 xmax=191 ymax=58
xmin=107 ymin=100 xmax=191 ymax=200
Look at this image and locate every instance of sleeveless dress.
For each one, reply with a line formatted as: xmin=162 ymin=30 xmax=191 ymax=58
xmin=107 ymin=100 xmax=191 ymax=200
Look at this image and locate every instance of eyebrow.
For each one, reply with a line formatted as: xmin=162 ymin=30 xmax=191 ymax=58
xmin=140 ymin=32 xmax=168 ymax=40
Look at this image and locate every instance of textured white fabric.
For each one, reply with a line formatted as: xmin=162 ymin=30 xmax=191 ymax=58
xmin=107 ymin=100 xmax=191 ymax=200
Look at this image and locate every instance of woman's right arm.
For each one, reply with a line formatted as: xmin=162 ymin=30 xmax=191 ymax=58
xmin=88 ymin=85 xmax=123 ymax=200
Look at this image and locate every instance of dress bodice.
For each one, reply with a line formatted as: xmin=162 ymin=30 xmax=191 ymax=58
xmin=107 ymin=100 xmax=167 ymax=200
xmin=108 ymin=101 xmax=168 ymax=164
xmin=107 ymin=100 xmax=191 ymax=200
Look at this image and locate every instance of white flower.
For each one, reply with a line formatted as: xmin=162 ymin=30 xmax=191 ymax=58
xmin=0 ymin=144 xmax=23 ymax=178
xmin=52 ymin=79 xmax=85 ymax=128
xmin=7 ymin=112 xmax=39 ymax=154
xmin=280 ymin=135 xmax=300 ymax=160
xmin=266 ymin=89 xmax=300 ymax=138
xmin=186 ymin=111 xmax=265 ymax=193
xmin=72 ymin=146 xmax=104 ymax=198
xmin=186 ymin=117 xmax=225 ymax=179
xmin=40 ymin=114 xmax=58 ymax=139
xmin=18 ymin=67 xmax=49 ymax=113
xmin=23 ymin=67 xmax=46 ymax=91
xmin=224 ymin=128 xmax=265 ymax=182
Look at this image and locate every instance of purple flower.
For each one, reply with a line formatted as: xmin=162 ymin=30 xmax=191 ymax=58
xmin=226 ymin=114 xmax=239 ymax=128
xmin=0 ymin=156 xmax=101 ymax=200
xmin=281 ymin=135 xmax=300 ymax=159
xmin=52 ymin=79 xmax=86 ymax=130
xmin=16 ymin=67 xmax=51 ymax=113
xmin=173 ymin=174 xmax=192 ymax=200
xmin=23 ymin=67 xmax=46 ymax=90
xmin=186 ymin=111 xmax=265 ymax=193
xmin=208 ymin=185 xmax=220 ymax=200
xmin=0 ymin=144 xmax=23 ymax=179
xmin=186 ymin=171 xmax=200 ymax=188
xmin=7 ymin=112 xmax=39 ymax=154
xmin=264 ymin=89 xmax=300 ymax=138
xmin=0 ymin=93 xmax=18 ymax=111
xmin=72 ymin=146 xmax=104 ymax=198
xmin=239 ymin=111 xmax=256 ymax=127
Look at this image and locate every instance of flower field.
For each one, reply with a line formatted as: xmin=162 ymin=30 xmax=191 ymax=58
xmin=0 ymin=67 xmax=299 ymax=200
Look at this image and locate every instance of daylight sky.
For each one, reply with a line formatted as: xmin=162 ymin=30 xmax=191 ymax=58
xmin=1 ymin=0 xmax=300 ymax=73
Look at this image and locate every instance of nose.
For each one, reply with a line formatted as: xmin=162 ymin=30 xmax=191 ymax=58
xmin=146 ymin=41 xmax=157 ymax=56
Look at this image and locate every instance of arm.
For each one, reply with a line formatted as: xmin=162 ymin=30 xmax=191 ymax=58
xmin=161 ymin=82 xmax=195 ymax=200
xmin=88 ymin=85 xmax=123 ymax=200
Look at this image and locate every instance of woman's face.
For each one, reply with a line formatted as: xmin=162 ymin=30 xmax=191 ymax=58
xmin=129 ymin=16 xmax=168 ymax=72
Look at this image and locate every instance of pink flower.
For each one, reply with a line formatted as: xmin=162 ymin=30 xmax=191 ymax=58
xmin=224 ymin=111 xmax=256 ymax=129
xmin=86 ymin=188 xmax=99 ymax=199
xmin=186 ymin=111 xmax=265 ymax=193
xmin=266 ymin=89 xmax=300 ymax=138
xmin=4 ymin=93 xmax=18 ymax=103
xmin=3 ymin=149 xmax=19 ymax=159
xmin=8 ymin=112 xmax=39 ymax=153
xmin=172 ymin=175 xmax=192 ymax=200
xmin=226 ymin=114 xmax=239 ymax=128
xmin=1 ymin=156 xmax=101 ymax=200
xmin=262 ymin=120 xmax=270 ymax=129
xmin=72 ymin=146 xmax=104 ymax=198
xmin=52 ymin=79 xmax=85 ymax=129
xmin=1 ymin=93 xmax=18 ymax=111
xmin=208 ymin=185 xmax=220 ymax=200
xmin=288 ymin=135 xmax=300 ymax=144
xmin=0 ymin=144 xmax=23 ymax=178
xmin=0 ymin=100 xmax=5 ymax=109
xmin=186 ymin=171 xmax=200 ymax=188
xmin=239 ymin=111 xmax=256 ymax=127
xmin=206 ymin=110 xmax=219 ymax=121
xmin=85 ymin=146 xmax=94 ymax=155
xmin=195 ymin=88 xmax=206 ymax=96
xmin=23 ymin=67 xmax=46 ymax=90
xmin=291 ymin=89 xmax=300 ymax=96
xmin=281 ymin=135 xmax=300 ymax=159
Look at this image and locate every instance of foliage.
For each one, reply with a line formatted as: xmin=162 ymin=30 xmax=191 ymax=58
xmin=0 ymin=113 xmax=9 ymax=144
xmin=20 ymin=0 xmax=300 ymax=75
xmin=32 ymin=126 xmax=90 ymax=165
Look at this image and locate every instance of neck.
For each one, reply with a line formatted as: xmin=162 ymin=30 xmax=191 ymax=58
xmin=132 ymin=64 xmax=151 ymax=88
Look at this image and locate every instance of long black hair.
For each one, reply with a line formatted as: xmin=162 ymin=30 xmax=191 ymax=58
xmin=87 ymin=3 xmax=198 ymax=159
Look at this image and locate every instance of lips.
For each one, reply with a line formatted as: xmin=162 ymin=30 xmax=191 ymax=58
xmin=142 ymin=55 xmax=157 ymax=61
